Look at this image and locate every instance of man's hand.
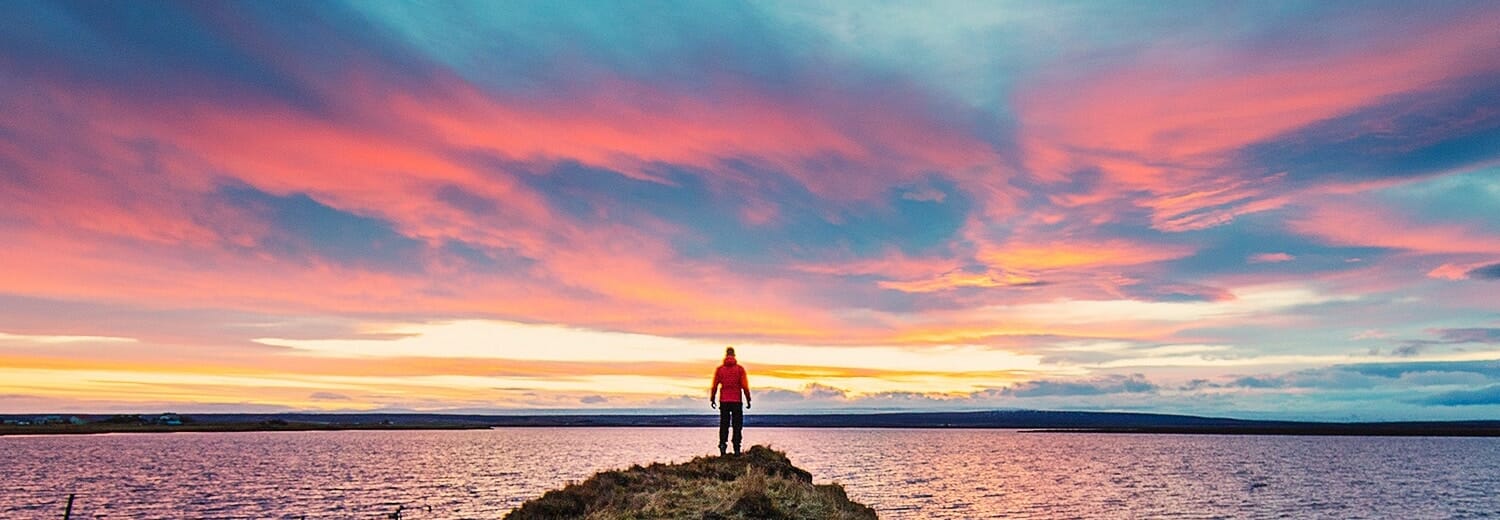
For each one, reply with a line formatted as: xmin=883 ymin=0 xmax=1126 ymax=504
xmin=710 ymin=400 xmax=717 ymax=409
xmin=746 ymin=401 xmax=751 ymax=409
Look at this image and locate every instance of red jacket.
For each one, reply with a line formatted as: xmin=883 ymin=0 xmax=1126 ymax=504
xmin=711 ymin=356 xmax=750 ymax=403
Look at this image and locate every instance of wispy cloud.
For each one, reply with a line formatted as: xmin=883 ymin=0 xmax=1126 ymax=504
xmin=1249 ymin=253 xmax=1294 ymax=264
xmin=0 ymin=1 xmax=1496 ymax=418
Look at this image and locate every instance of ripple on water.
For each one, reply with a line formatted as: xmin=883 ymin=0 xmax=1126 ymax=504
xmin=2 ymin=429 xmax=1499 ymax=519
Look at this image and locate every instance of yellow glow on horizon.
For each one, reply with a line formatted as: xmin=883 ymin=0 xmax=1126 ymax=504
xmin=0 ymin=331 xmax=137 ymax=344
xmin=0 ymin=314 xmax=1066 ymax=410
xmin=245 ymin=319 xmax=1058 ymax=401
xmin=8 ymin=291 xmax=1493 ymax=412
xmin=256 ymin=319 xmax=1051 ymax=375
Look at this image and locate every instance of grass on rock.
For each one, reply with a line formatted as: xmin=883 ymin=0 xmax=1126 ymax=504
xmin=505 ymin=445 xmax=878 ymax=520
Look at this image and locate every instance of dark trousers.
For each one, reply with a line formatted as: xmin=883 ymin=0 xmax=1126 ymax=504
xmin=718 ymin=401 xmax=743 ymax=449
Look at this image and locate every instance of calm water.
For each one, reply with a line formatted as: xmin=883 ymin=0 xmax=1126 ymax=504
xmin=3 ymin=428 xmax=1499 ymax=519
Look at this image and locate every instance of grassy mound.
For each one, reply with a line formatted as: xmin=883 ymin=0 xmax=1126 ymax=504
xmin=504 ymin=445 xmax=878 ymax=520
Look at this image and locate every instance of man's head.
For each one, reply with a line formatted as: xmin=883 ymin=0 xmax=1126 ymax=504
xmin=725 ymin=347 xmax=736 ymax=357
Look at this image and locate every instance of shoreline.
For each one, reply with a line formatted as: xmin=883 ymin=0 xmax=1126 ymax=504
xmin=9 ymin=423 xmax=1500 ymax=438
xmin=1033 ymin=425 xmax=1500 ymax=437
xmin=0 ymin=422 xmax=490 ymax=437
xmin=7 ymin=410 xmax=1500 ymax=437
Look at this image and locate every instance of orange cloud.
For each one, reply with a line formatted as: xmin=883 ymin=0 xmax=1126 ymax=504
xmin=877 ymin=270 xmax=1039 ymax=293
xmin=790 ymin=251 xmax=966 ymax=281
xmin=979 ymin=239 xmax=1192 ymax=272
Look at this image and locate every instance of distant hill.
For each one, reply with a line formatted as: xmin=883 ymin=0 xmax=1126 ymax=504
xmin=6 ymin=410 xmax=1500 ymax=436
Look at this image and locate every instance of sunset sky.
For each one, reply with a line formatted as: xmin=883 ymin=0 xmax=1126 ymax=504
xmin=2 ymin=1 xmax=1498 ymax=420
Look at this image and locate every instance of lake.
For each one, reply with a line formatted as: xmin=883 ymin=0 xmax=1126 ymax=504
xmin=4 ymin=427 xmax=1498 ymax=518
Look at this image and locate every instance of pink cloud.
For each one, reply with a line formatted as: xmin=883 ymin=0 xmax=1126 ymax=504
xmin=387 ymin=74 xmax=1001 ymax=202
xmin=0 ymin=52 xmax=1027 ymax=347
xmin=1351 ymin=330 xmax=1393 ymax=340
xmin=1014 ymin=12 xmax=1500 ymax=231
xmin=789 ymin=251 xmax=968 ymax=281
xmin=1426 ymin=262 xmax=1497 ymax=281
xmin=1250 ymin=253 xmax=1294 ymax=264
xmin=1290 ymin=203 xmax=1500 ymax=255
xmin=0 ymin=91 xmax=861 ymax=344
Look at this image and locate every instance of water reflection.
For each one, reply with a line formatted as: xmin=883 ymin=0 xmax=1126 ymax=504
xmin=3 ymin=428 xmax=1498 ymax=518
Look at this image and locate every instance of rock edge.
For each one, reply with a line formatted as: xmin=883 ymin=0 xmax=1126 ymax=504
xmin=505 ymin=445 xmax=878 ymax=519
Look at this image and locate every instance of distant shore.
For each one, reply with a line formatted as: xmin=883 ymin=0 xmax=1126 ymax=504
xmin=1037 ymin=425 xmax=1500 ymax=437
xmin=6 ymin=410 xmax=1500 ymax=437
xmin=0 ymin=422 xmax=490 ymax=437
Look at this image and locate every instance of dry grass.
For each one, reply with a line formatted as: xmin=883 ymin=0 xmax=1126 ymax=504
xmin=505 ymin=445 xmax=878 ymax=520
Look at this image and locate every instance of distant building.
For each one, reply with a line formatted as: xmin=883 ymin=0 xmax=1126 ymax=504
xmin=157 ymin=412 xmax=183 ymax=426
xmin=33 ymin=415 xmax=87 ymax=425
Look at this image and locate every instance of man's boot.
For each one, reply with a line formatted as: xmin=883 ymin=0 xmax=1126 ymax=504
xmin=719 ymin=443 xmax=727 ymax=456
xmin=733 ymin=443 xmax=741 ymax=455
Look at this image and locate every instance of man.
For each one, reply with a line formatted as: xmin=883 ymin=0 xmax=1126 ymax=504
xmin=709 ymin=346 xmax=751 ymax=456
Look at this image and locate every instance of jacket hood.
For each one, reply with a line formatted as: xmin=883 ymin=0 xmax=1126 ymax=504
xmin=722 ymin=355 xmax=737 ymax=366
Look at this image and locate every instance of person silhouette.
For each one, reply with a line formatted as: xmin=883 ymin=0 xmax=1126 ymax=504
xmin=709 ymin=346 xmax=751 ymax=455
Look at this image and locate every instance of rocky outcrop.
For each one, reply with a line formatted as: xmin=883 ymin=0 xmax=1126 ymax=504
xmin=505 ymin=445 xmax=878 ymax=519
